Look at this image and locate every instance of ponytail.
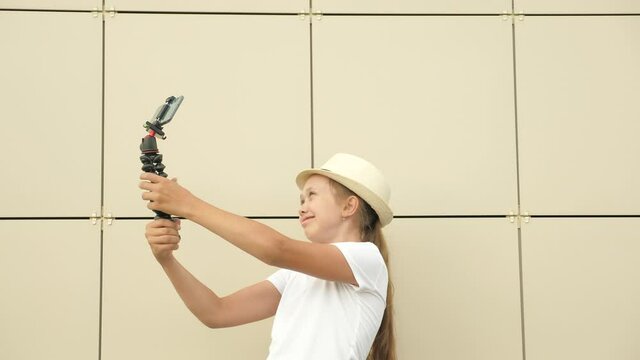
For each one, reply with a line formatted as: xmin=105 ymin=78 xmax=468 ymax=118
xmin=362 ymin=206 xmax=397 ymax=360
xmin=329 ymin=179 xmax=397 ymax=360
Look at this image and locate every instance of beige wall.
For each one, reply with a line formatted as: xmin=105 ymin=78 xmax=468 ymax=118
xmin=1 ymin=1 xmax=639 ymax=359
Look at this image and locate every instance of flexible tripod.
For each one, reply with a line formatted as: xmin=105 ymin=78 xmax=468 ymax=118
xmin=140 ymin=95 xmax=184 ymax=220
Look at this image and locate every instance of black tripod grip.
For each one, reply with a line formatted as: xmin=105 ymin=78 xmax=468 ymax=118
xmin=140 ymin=135 xmax=173 ymax=221
xmin=153 ymin=210 xmax=173 ymax=220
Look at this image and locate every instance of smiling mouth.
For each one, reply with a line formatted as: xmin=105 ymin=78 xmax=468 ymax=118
xmin=300 ymin=216 xmax=314 ymax=225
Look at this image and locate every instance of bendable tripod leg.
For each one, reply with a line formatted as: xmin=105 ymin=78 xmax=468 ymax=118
xmin=140 ymin=135 xmax=173 ymax=220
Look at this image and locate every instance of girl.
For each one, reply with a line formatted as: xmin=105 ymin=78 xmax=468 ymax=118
xmin=139 ymin=153 xmax=396 ymax=360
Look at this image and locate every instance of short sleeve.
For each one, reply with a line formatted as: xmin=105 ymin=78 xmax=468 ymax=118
xmin=267 ymin=269 xmax=292 ymax=294
xmin=331 ymin=242 xmax=388 ymax=297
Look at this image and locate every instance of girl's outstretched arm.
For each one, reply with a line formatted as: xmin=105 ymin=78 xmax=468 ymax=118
xmin=140 ymin=173 xmax=358 ymax=286
xmin=189 ymin=201 xmax=358 ymax=286
xmin=145 ymin=219 xmax=281 ymax=328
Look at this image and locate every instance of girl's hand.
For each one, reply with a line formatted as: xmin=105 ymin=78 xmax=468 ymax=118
xmin=145 ymin=218 xmax=182 ymax=264
xmin=139 ymin=173 xmax=199 ymax=218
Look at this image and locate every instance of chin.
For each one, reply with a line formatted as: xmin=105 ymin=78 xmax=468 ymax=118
xmin=303 ymin=229 xmax=325 ymax=243
xmin=303 ymin=230 xmax=318 ymax=242
xmin=302 ymin=225 xmax=335 ymax=244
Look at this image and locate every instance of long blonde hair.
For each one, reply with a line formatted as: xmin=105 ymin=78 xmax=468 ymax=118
xmin=330 ymin=179 xmax=397 ymax=360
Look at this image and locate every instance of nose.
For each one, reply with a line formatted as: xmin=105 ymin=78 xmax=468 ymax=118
xmin=298 ymin=203 xmax=307 ymax=217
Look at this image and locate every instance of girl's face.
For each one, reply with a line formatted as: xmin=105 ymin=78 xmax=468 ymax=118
xmin=299 ymin=175 xmax=344 ymax=243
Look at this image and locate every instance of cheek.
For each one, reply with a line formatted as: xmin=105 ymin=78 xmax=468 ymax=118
xmin=321 ymin=206 xmax=343 ymax=224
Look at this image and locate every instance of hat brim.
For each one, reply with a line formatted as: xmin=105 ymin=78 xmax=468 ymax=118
xmin=296 ymin=169 xmax=393 ymax=227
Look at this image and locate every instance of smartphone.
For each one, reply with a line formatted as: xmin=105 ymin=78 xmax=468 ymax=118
xmin=152 ymin=95 xmax=184 ymax=126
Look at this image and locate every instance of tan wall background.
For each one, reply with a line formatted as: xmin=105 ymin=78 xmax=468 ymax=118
xmin=1 ymin=1 xmax=639 ymax=359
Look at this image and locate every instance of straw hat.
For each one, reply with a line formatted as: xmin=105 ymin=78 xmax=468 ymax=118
xmin=295 ymin=153 xmax=393 ymax=227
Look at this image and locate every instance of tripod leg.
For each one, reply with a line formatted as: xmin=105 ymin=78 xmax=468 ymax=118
xmin=141 ymin=135 xmax=173 ymax=220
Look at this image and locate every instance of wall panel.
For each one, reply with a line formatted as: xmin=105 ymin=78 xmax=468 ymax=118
xmin=0 ymin=221 xmax=100 ymax=360
xmin=521 ymin=218 xmax=640 ymax=360
xmin=313 ymin=16 xmax=518 ymax=216
xmin=104 ymin=14 xmax=310 ymax=218
xmin=0 ymin=11 xmax=102 ymax=217
xmin=516 ymin=17 xmax=640 ymax=215
xmin=386 ymin=218 xmax=523 ymax=360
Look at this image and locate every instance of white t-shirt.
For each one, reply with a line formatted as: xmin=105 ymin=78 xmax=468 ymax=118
xmin=266 ymin=241 xmax=388 ymax=360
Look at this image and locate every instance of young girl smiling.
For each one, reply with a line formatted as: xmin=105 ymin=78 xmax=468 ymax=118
xmin=140 ymin=153 xmax=396 ymax=359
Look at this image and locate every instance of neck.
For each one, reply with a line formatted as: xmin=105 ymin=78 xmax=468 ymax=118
xmin=328 ymin=219 xmax=361 ymax=243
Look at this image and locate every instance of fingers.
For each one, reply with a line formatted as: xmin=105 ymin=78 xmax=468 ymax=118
xmin=146 ymin=220 xmax=181 ymax=238
xmin=139 ymin=181 xmax=155 ymax=192
xmin=145 ymin=221 xmax=181 ymax=250
xmin=139 ymin=179 xmax=159 ymax=208
xmin=140 ymin=172 xmax=168 ymax=182
xmin=146 ymin=231 xmax=180 ymax=243
xmin=145 ymin=218 xmax=180 ymax=227
xmin=147 ymin=225 xmax=180 ymax=238
xmin=144 ymin=217 xmax=183 ymax=262
xmin=140 ymin=173 xmax=194 ymax=219
xmin=146 ymin=237 xmax=180 ymax=253
xmin=139 ymin=175 xmax=179 ymax=211
xmin=139 ymin=173 xmax=170 ymax=192
xmin=146 ymin=218 xmax=178 ymax=229
xmin=152 ymin=224 xmax=179 ymax=235
xmin=141 ymin=191 xmax=156 ymax=202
